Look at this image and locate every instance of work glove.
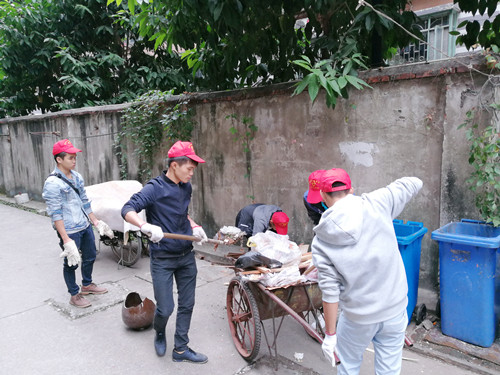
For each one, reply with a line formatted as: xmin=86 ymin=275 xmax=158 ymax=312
xmin=140 ymin=223 xmax=163 ymax=243
xmin=192 ymin=226 xmax=208 ymax=245
xmin=96 ymin=220 xmax=114 ymax=239
xmin=322 ymin=332 xmax=338 ymax=367
xmin=60 ymin=240 xmax=81 ymax=267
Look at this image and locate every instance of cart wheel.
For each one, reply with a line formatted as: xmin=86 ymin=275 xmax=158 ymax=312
xmin=415 ymin=304 xmax=427 ymax=325
xmin=301 ymin=307 xmax=325 ymax=343
xmin=226 ymin=277 xmax=261 ymax=361
xmin=110 ymin=231 xmax=143 ymax=267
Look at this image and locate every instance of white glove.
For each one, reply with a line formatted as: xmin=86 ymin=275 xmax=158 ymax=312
xmin=96 ymin=220 xmax=114 ymax=239
xmin=192 ymin=226 xmax=208 ymax=245
xmin=60 ymin=240 xmax=81 ymax=266
xmin=322 ymin=333 xmax=338 ymax=367
xmin=140 ymin=223 xmax=164 ymax=243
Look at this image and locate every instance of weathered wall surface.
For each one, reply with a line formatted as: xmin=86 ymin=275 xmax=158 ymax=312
xmin=0 ymin=54 xmax=491 ymax=303
xmin=0 ymin=105 xmax=126 ymax=201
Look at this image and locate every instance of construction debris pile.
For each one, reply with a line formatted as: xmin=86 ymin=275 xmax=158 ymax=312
xmin=215 ymin=225 xmax=247 ymax=246
xmin=236 ymin=231 xmax=318 ymax=288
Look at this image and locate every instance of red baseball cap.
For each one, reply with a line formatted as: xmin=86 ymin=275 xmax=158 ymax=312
xmin=52 ymin=139 xmax=82 ymax=156
xmin=271 ymin=211 xmax=289 ymax=235
xmin=306 ymin=169 xmax=326 ymax=204
xmin=167 ymin=141 xmax=205 ymax=163
xmin=320 ymin=168 xmax=352 ymax=192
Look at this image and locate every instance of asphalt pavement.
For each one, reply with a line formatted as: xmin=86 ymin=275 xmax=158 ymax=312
xmin=0 ymin=196 xmax=499 ymax=375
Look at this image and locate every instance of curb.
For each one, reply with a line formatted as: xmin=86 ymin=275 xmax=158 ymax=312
xmin=0 ymin=195 xmax=48 ymax=216
xmin=406 ymin=320 xmax=500 ymax=375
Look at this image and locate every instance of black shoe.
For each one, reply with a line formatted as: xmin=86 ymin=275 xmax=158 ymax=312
xmin=154 ymin=331 xmax=166 ymax=357
xmin=172 ymin=347 xmax=208 ymax=363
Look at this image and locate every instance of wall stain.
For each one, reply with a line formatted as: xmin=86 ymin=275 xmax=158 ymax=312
xmin=444 ymin=167 xmax=467 ymax=221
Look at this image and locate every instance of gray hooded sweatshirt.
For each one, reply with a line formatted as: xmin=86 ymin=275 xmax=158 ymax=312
xmin=311 ymin=177 xmax=423 ymax=324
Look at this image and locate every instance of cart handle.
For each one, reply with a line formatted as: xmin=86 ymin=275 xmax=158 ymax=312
xmin=255 ymin=282 xmax=341 ymax=365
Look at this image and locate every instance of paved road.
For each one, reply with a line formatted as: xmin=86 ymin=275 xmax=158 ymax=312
xmin=0 ymin=202 xmax=487 ymax=374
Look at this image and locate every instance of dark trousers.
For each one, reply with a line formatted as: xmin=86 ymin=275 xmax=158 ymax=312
xmin=58 ymin=224 xmax=97 ymax=296
xmin=150 ymin=250 xmax=197 ymax=351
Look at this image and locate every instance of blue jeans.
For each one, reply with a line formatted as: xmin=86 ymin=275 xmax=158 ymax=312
xmin=58 ymin=224 xmax=97 ymax=296
xmin=150 ymin=250 xmax=197 ymax=352
xmin=336 ymin=310 xmax=408 ymax=375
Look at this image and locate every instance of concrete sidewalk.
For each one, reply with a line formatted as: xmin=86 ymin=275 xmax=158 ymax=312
xmin=0 ymin=195 xmax=499 ymax=374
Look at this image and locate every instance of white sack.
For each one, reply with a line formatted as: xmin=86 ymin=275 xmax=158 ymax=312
xmin=85 ymin=180 xmax=146 ymax=236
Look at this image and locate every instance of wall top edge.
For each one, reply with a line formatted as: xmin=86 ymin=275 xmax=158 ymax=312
xmin=0 ymin=53 xmax=488 ymax=124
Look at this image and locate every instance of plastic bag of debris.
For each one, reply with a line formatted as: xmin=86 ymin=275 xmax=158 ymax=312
xmin=247 ymin=231 xmax=302 ymax=267
xmin=258 ymin=266 xmax=306 ymax=288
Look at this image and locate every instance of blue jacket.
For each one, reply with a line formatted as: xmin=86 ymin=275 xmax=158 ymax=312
xmin=42 ymin=167 xmax=92 ymax=234
xmin=121 ymin=171 xmax=193 ymax=256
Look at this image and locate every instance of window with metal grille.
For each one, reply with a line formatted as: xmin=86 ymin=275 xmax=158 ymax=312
xmin=388 ymin=10 xmax=457 ymax=66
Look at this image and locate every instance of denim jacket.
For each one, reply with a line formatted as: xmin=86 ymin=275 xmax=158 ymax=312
xmin=42 ymin=167 xmax=92 ymax=234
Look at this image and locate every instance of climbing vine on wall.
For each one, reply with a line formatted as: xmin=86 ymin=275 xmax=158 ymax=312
xmin=115 ymin=90 xmax=195 ymax=182
xmin=458 ymin=106 xmax=500 ymax=226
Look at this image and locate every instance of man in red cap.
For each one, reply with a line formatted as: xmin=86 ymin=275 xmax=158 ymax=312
xmin=311 ymin=168 xmax=423 ymax=374
xmin=42 ymin=139 xmax=113 ymax=308
xmin=303 ymin=169 xmax=327 ymax=225
xmin=230 ymin=204 xmax=289 ymax=245
xmin=121 ymin=140 xmax=209 ymax=363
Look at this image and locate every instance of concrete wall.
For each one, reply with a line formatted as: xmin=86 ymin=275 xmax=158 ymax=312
xmin=0 ymin=104 xmax=127 ymax=201
xmin=0 ymin=54 xmax=492 ymax=306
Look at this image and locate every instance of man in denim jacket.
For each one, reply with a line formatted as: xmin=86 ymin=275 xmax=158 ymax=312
xmin=43 ymin=139 xmax=113 ymax=308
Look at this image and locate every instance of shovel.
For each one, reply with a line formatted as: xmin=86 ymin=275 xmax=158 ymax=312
xmin=162 ymin=232 xmax=228 ymax=245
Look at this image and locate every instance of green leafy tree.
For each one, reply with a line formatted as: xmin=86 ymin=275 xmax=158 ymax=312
xmin=107 ymin=0 xmax=418 ymax=107
xmin=453 ymin=0 xmax=500 ymax=50
xmin=451 ymin=1 xmax=500 ymax=226
xmin=0 ymin=0 xmax=189 ymax=117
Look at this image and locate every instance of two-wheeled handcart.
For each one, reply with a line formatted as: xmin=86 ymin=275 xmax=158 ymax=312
xmin=226 ymin=262 xmax=413 ymax=365
xmin=226 ymin=266 xmax=332 ymax=364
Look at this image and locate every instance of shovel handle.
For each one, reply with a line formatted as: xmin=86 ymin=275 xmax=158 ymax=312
xmin=162 ymin=232 xmax=226 ymax=245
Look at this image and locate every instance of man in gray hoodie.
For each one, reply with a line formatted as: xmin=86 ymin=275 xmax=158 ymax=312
xmin=311 ymin=168 xmax=422 ymax=375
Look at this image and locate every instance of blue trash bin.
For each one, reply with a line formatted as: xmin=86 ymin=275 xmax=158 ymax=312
xmin=431 ymin=220 xmax=500 ymax=347
xmin=393 ymin=220 xmax=428 ymax=324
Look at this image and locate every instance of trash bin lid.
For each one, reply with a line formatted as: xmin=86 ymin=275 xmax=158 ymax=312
xmin=393 ymin=220 xmax=428 ymax=245
xmin=431 ymin=222 xmax=500 ymax=248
